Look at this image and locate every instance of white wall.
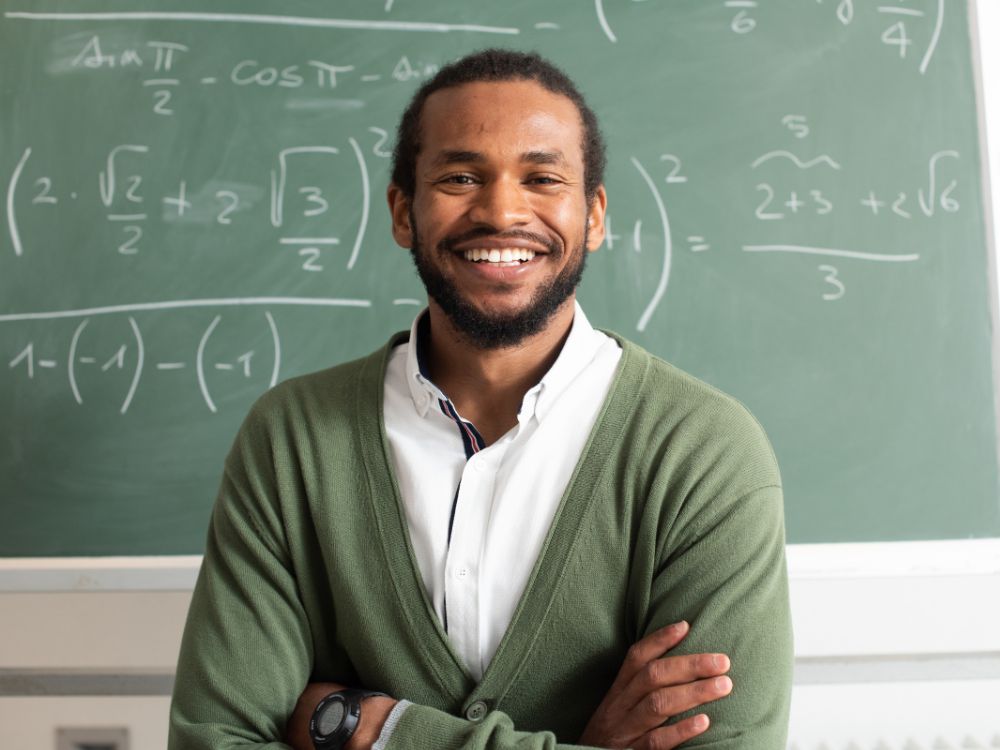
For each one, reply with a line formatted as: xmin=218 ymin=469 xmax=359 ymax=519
xmin=3 ymin=5 xmax=1000 ymax=749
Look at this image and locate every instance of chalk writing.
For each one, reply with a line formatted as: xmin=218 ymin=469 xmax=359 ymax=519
xmin=0 ymin=305 xmax=351 ymax=413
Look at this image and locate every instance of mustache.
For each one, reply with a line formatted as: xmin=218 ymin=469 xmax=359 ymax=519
xmin=437 ymin=228 xmax=561 ymax=255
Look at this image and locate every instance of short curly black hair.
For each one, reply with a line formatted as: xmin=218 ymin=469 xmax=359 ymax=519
xmin=390 ymin=48 xmax=607 ymax=203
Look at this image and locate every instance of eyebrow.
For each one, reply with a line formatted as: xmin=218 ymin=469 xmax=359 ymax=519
xmin=430 ymin=149 xmax=570 ymax=167
xmin=521 ymin=150 xmax=568 ymax=166
xmin=433 ymin=150 xmax=485 ymax=166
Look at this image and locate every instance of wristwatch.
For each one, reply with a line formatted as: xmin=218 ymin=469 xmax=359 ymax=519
xmin=309 ymin=688 xmax=388 ymax=750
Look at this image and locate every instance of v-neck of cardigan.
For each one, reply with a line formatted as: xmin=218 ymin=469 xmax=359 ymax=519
xmin=355 ymin=329 xmax=647 ymax=704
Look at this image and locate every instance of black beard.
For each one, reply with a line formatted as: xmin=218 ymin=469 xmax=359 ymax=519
xmin=409 ymin=216 xmax=588 ymax=350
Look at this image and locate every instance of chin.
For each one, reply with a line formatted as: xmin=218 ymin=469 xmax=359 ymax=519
xmin=469 ymin=296 xmax=539 ymax=319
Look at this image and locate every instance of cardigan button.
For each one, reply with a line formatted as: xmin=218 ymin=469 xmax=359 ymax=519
xmin=465 ymin=700 xmax=488 ymax=722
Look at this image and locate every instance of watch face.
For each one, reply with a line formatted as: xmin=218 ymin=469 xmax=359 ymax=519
xmin=317 ymin=699 xmax=346 ymax=736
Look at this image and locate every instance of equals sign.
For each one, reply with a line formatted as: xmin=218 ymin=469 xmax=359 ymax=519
xmin=688 ymin=236 xmax=710 ymax=252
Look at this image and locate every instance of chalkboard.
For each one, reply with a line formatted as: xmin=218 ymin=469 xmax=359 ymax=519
xmin=2 ymin=0 xmax=998 ymax=556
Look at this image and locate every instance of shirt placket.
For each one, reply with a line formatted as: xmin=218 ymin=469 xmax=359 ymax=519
xmin=443 ymin=447 xmax=494 ymax=679
xmin=434 ymin=395 xmax=520 ymax=680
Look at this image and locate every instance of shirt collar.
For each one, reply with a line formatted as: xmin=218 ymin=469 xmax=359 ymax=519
xmin=529 ymin=301 xmax=603 ymax=422
xmin=403 ymin=301 xmax=605 ymax=423
xmin=405 ymin=310 xmax=445 ymax=418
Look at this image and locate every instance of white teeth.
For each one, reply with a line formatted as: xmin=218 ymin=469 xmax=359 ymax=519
xmin=462 ymin=248 xmax=537 ymax=263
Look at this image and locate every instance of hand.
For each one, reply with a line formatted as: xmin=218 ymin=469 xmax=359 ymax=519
xmin=578 ymin=621 xmax=732 ymax=749
xmin=286 ymin=681 xmax=398 ymax=750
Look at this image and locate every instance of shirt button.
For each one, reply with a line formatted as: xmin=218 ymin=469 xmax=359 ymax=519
xmin=465 ymin=700 xmax=488 ymax=722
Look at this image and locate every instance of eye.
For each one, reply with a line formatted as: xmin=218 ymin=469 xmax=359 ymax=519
xmin=527 ymin=175 xmax=563 ymax=186
xmin=439 ymin=174 xmax=477 ymax=185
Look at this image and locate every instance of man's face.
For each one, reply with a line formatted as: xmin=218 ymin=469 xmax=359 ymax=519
xmin=389 ymin=79 xmax=607 ymax=348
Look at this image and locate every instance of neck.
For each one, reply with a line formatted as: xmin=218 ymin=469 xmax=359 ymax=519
xmin=424 ymin=298 xmax=576 ymax=444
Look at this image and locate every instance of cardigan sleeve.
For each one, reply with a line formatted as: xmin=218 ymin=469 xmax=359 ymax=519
xmin=168 ymin=411 xmax=314 ymax=749
xmin=640 ymin=481 xmax=794 ymax=748
xmin=381 ymin=704 xmax=602 ymax=750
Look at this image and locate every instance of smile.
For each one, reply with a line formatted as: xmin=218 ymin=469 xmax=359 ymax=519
xmin=462 ymin=248 xmax=536 ymax=264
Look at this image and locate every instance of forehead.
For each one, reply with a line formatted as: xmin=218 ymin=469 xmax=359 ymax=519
xmin=418 ymin=80 xmax=585 ymax=166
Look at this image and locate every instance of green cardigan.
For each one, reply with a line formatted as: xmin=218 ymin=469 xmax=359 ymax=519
xmin=169 ymin=333 xmax=792 ymax=749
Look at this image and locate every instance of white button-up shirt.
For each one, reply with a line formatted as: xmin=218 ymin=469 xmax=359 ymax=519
xmin=382 ymin=303 xmax=622 ymax=680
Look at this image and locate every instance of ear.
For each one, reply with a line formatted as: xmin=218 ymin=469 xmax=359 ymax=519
xmin=387 ymin=183 xmax=414 ymax=249
xmin=585 ymin=185 xmax=608 ymax=252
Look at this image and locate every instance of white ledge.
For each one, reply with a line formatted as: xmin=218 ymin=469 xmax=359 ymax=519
xmin=1 ymin=539 xmax=999 ymax=591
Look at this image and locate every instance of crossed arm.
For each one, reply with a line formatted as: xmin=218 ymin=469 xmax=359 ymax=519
xmin=284 ymin=622 xmax=734 ymax=750
xmin=169 ymin=484 xmax=791 ymax=750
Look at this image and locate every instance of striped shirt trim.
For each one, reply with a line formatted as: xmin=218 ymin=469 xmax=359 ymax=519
xmin=438 ymin=398 xmax=486 ymax=458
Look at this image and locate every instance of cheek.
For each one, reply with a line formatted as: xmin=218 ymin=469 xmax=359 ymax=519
xmin=413 ymin=196 xmax=464 ymax=236
xmin=535 ymin=200 xmax=588 ymax=242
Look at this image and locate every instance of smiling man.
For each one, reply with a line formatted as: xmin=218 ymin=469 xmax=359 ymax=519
xmin=169 ymin=49 xmax=792 ymax=750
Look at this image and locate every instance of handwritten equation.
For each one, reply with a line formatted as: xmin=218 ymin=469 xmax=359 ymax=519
xmin=596 ymin=113 xmax=961 ymax=313
xmin=4 ymin=127 xmax=964 ymax=338
xmin=65 ymin=34 xmax=444 ymax=118
xmin=720 ymin=0 xmax=945 ymax=76
xmin=8 ymin=138 xmax=382 ymax=273
xmin=4 ymin=308 xmax=284 ymax=414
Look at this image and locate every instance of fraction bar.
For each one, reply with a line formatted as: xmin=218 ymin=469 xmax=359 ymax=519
xmin=3 ymin=12 xmax=521 ymax=35
xmin=742 ymin=245 xmax=919 ymax=262
xmin=877 ymin=6 xmax=925 ymax=16
xmin=0 ymin=297 xmax=372 ymax=323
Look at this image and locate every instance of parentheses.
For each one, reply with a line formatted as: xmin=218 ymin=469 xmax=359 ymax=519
xmin=264 ymin=311 xmax=281 ymax=388
xmin=630 ymin=157 xmax=673 ymax=333
xmin=7 ymin=147 xmax=31 ymax=257
xmin=918 ymin=0 xmax=944 ymax=75
xmin=269 ymin=169 xmax=280 ymax=228
xmin=347 ymin=137 xmax=369 ymax=270
xmin=120 ymin=316 xmax=144 ymax=414
xmin=68 ymin=318 xmax=90 ymax=404
xmin=594 ymin=0 xmax=618 ymax=43
xmin=197 ymin=315 xmax=221 ymax=413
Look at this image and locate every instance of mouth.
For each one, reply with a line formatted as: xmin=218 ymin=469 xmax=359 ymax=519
xmin=461 ymin=247 xmax=537 ymax=267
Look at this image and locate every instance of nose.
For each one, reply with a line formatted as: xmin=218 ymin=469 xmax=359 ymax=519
xmin=467 ymin=176 xmax=532 ymax=229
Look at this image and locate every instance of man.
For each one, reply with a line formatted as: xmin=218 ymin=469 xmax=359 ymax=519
xmin=169 ymin=49 xmax=792 ymax=749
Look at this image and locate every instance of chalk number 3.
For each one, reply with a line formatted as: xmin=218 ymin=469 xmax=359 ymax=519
xmin=818 ymin=264 xmax=845 ymax=301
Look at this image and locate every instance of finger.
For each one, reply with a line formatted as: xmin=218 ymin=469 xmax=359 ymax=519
xmin=623 ymin=651 xmax=730 ymax=706
xmin=618 ymin=676 xmax=731 ymax=740
xmin=633 ymin=714 xmax=711 ymax=750
xmin=611 ymin=621 xmax=690 ymax=693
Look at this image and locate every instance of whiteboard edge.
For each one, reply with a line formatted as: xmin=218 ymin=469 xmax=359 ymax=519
xmin=0 ymin=556 xmax=202 ymax=591
xmin=2 ymin=540 xmax=1000 ymax=591
xmin=968 ymin=0 xmax=1000 ymax=501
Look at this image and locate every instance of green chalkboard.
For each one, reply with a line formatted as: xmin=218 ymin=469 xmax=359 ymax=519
xmin=2 ymin=0 xmax=998 ymax=556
